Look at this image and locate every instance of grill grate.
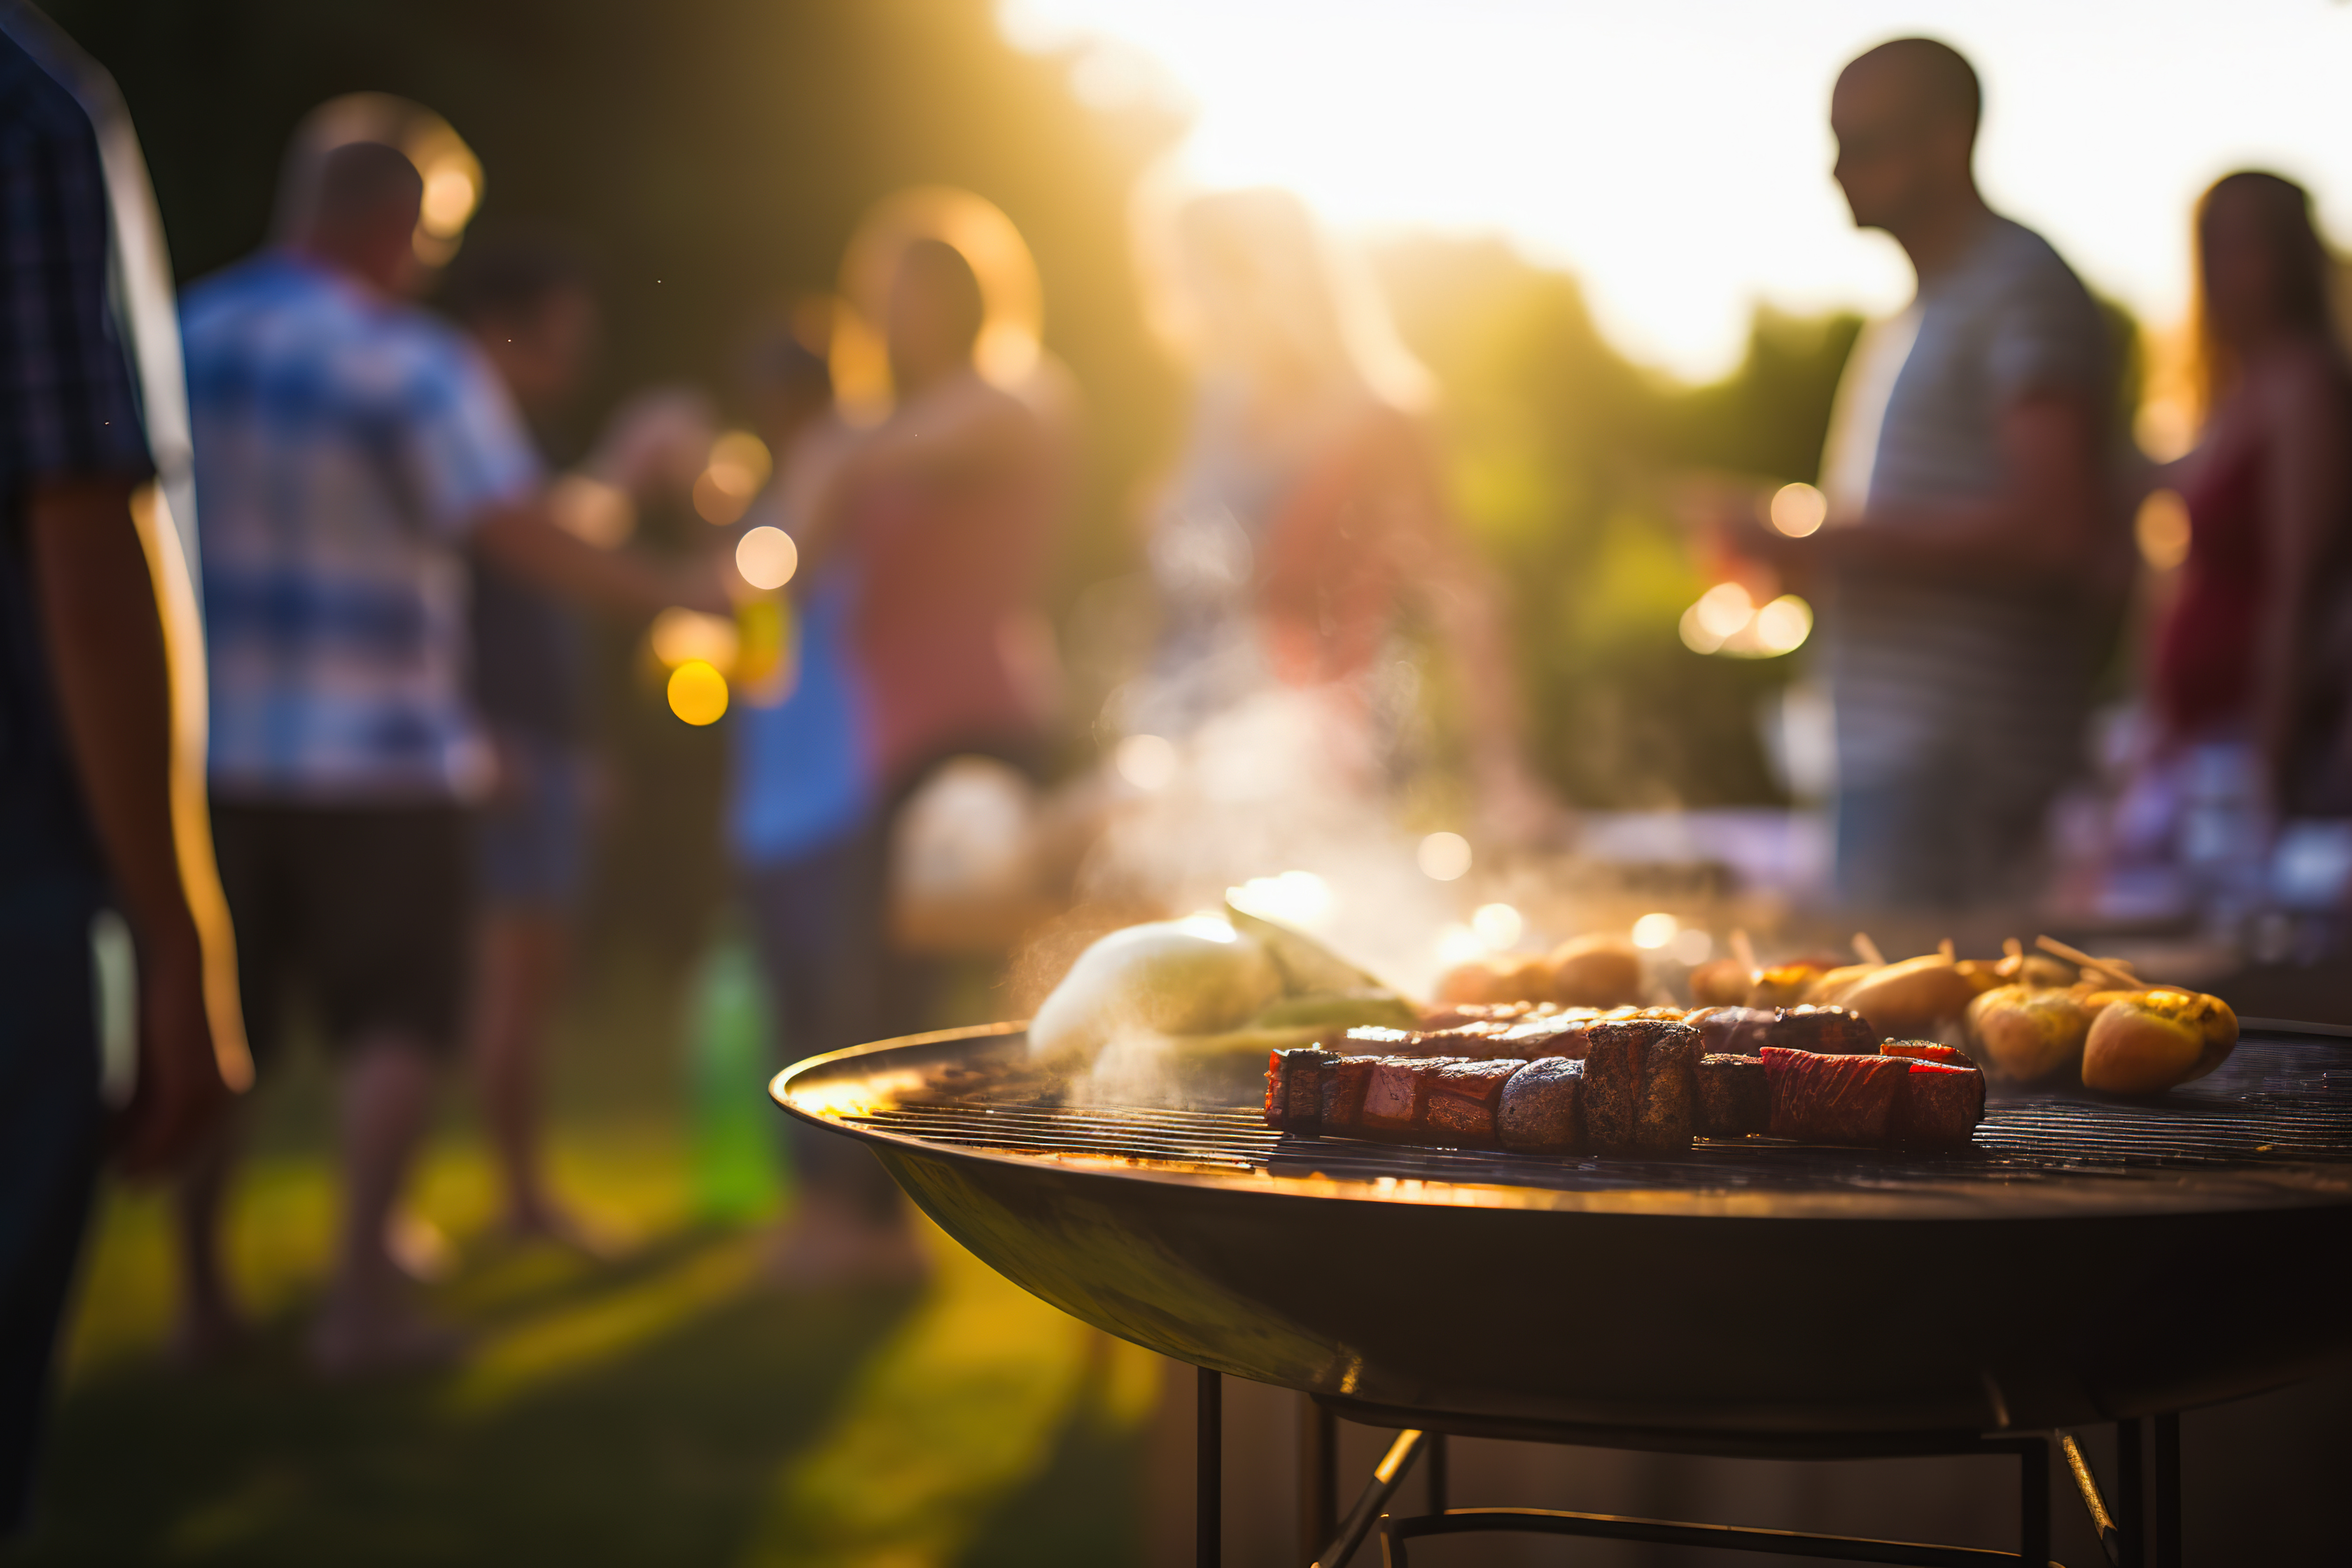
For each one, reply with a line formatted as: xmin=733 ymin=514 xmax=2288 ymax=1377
xmin=834 ymin=1029 xmax=2352 ymax=1202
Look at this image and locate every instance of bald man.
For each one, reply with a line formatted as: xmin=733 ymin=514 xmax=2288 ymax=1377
xmin=1796 ymin=39 xmax=2119 ymax=910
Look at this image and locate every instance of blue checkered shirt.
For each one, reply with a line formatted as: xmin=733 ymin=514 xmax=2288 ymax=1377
xmin=184 ymin=254 xmax=540 ymax=801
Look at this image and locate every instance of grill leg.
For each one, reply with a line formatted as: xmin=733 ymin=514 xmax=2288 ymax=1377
xmin=2118 ymin=1418 xmax=2145 ymax=1568
xmin=1198 ymin=1368 xmax=1221 ymax=1568
xmin=2153 ymin=1413 xmax=2182 ymax=1568
xmin=2019 ymin=1436 xmax=2050 ymax=1566
xmin=1298 ymin=1394 xmax=1336 ymax=1566
xmin=1426 ymin=1431 xmax=1448 ymax=1516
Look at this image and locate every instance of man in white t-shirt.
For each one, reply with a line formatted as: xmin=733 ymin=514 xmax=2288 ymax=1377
xmin=1792 ymin=38 xmax=2120 ymax=910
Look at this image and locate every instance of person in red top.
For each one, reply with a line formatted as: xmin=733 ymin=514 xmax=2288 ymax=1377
xmin=2106 ymin=171 xmax=2352 ymax=920
xmin=2154 ymin=172 xmax=2352 ymax=800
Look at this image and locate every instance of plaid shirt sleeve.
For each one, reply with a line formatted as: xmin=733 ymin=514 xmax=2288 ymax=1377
xmin=0 ymin=71 xmax=151 ymax=492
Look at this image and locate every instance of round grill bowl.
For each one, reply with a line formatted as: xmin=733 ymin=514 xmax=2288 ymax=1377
xmin=774 ymin=1022 xmax=2352 ymax=1436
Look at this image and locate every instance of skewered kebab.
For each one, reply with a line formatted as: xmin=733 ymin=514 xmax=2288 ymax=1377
xmin=1264 ymin=1027 xmax=1986 ymax=1154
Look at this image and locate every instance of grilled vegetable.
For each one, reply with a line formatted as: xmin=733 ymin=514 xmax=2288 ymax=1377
xmin=1963 ymin=984 xmax=2091 ymax=1084
xmin=1826 ymin=954 xmax=1977 ymax=1038
xmin=1030 ymin=917 xmax=1283 ymax=1063
xmin=1549 ymin=933 xmax=1645 ymax=1008
xmin=2081 ymin=989 xmax=2239 ymax=1095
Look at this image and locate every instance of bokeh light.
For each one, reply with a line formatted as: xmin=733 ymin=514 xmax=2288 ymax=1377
xmin=2137 ymin=489 xmax=2192 ymax=572
xmin=1417 ymin=831 xmax=1472 ymax=882
xmin=420 ymin=164 xmax=477 ymax=237
xmin=1470 ymin=902 xmax=1523 ymax=949
xmin=649 ymin=607 xmax=739 ymax=673
xmin=1113 ymin=732 xmax=1177 ymax=791
xmin=1669 ymin=926 xmax=1715 ymax=965
xmin=666 ymin=660 xmax=729 ymax=726
xmin=1679 ymin=582 xmax=1755 ymax=653
xmin=1748 ymin=595 xmax=1813 ymax=656
xmin=1680 ymin=584 xmax=1812 ymax=658
xmin=1768 ymin=482 xmax=1827 ymax=538
xmin=1630 ymin=911 xmax=1680 ymax=949
xmin=735 ymin=525 xmax=799 ymax=591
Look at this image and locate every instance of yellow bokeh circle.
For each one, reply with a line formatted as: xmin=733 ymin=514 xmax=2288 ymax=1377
xmin=666 ymin=659 xmax=730 ymax=726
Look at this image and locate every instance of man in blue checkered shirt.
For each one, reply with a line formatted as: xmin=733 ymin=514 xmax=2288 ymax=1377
xmin=0 ymin=11 xmax=237 ymax=1529
xmin=176 ymin=138 xmax=721 ymax=1376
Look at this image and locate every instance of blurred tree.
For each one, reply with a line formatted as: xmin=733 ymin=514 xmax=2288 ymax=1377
xmin=1381 ymin=238 xmax=1861 ymax=810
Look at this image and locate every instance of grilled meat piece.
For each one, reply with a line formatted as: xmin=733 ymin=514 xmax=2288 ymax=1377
xmin=1319 ymin=1056 xmax=1378 ymax=1136
xmin=1880 ymin=1040 xmax=1980 ymax=1069
xmin=1583 ymin=1018 xmax=1701 ymax=1153
xmin=1770 ymin=1005 xmax=1878 ymax=1054
xmin=1889 ymin=1059 xmax=1985 ymax=1146
xmin=1360 ymin=1056 xmax=1470 ymax=1137
xmin=1422 ymin=1059 xmax=1522 ymax=1146
xmin=1693 ymin=1053 xmax=1770 ymax=1137
xmin=1264 ymin=1049 xmax=1292 ymax=1130
xmin=1284 ymin=1049 xmax=1334 ymax=1133
xmin=1685 ymin=1006 xmax=1774 ymax=1055
xmin=1496 ymin=1057 xmax=1584 ymax=1154
xmin=1761 ymin=1046 xmax=1907 ymax=1143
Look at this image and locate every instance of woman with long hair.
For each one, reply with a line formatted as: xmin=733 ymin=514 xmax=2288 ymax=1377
xmin=2105 ymin=172 xmax=2352 ymax=923
xmin=2154 ymin=171 xmax=2343 ymax=818
xmin=2155 ymin=171 xmax=2352 ymax=804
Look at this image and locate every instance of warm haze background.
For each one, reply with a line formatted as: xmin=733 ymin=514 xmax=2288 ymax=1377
xmin=17 ymin=1 xmax=2345 ymax=1564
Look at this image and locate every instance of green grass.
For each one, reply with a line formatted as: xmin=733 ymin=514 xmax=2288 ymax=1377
xmin=8 ymin=955 xmax=1150 ymax=1567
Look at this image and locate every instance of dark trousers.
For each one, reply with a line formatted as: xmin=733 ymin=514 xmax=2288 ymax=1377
xmin=0 ymin=888 xmax=103 ymax=1533
xmin=742 ymin=833 xmax=898 ymax=1222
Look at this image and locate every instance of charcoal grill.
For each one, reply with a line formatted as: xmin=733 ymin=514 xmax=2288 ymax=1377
xmin=772 ymin=1021 xmax=2352 ymax=1565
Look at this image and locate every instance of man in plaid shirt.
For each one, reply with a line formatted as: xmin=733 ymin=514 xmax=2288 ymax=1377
xmin=0 ymin=10 xmax=236 ymax=1529
xmin=176 ymin=135 xmax=722 ymax=1376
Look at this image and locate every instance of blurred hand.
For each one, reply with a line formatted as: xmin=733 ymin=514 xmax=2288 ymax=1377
xmin=112 ymin=925 xmax=230 ymax=1178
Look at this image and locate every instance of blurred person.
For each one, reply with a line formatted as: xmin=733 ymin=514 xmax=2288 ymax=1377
xmin=726 ymin=324 xmax=917 ymax=1285
xmin=2107 ymin=173 xmax=2352 ymax=909
xmin=177 ymin=138 xmax=723 ymax=1375
xmin=790 ymin=217 xmax=1073 ymax=1038
xmin=1135 ymin=186 xmax=1551 ymax=831
xmin=1787 ymin=39 xmax=2118 ymax=909
xmin=0 ymin=11 xmax=239 ymax=1525
xmin=441 ymin=233 xmax=606 ymax=1246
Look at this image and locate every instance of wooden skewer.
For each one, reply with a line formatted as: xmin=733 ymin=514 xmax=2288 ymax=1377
xmin=2034 ymin=934 xmax=2143 ymax=991
xmin=1729 ymin=929 xmax=1757 ymax=973
xmin=1937 ymin=937 xmax=1955 ymax=963
xmin=2002 ymin=936 xmax=2023 ymax=961
xmin=1852 ymin=931 xmax=1885 ymax=967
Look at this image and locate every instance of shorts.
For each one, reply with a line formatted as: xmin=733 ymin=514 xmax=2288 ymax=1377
xmin=475 ymin=731 xmax=592 ymax=912
xmin=211 ymin=802 xmax=473 ymax=1068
